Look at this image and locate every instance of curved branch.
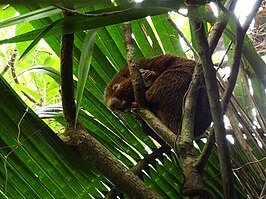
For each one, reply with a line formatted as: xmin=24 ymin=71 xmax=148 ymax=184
xmin=66 ymin=123 xmax=163 ymax=199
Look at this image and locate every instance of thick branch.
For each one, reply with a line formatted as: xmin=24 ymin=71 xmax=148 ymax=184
xmin=161 ymin=0 xmax=236 ymax=180
xmin=66 ymin=122 xmax=163 ymax=199
xmin=190 ymin=10 xmax=235 ymax=199
xmin=138 ymin=108 xmax=176 ymax=148
xmin=177 ymin=63 xmax=213 ymax=198
xmin=208 ymin=0 xmax=238 ymax=54
xmin=194 ymin=0 xmax=238 ymax=170
xmin=166 ymin=2 xmax=237 ymax=196
xmin=177 ymin=64 xmax=202 ymax=159
xmin=123 ymin=21 xmax=145 ymax=107
xmin=242 ymin=0 xmax=262 ymax=31
xmin=60 ymin=15 xmax=162 ymax=199
xmin=60 ymin=32 xmax=76 ymax=127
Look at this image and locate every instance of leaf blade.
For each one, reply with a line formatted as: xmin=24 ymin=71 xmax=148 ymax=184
xmin=75 ymin=29 xmax=98 ymax=125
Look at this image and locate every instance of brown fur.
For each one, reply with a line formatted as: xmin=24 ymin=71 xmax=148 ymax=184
xmin=104 ymin=54 xmax=211 ymax=138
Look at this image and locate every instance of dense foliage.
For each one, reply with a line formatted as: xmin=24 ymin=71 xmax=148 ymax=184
xmin=0 ymin=0 xmax=265 ymax=198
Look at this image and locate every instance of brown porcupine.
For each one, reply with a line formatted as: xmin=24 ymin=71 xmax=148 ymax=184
xmin=104 ymin=54 xmax=211 ymax=140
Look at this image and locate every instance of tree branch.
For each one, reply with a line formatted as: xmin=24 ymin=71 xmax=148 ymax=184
xmin=165 ymin=1 xmax=237 ymax=196
xmin=196 ymin=129 xmax=215 ymax=172
xmin=218 ymin=0 xmax=261 ymax=112
xmin=123 ymin=21 xmax=146 ymax=107
xmin=177 ymin=62 xmax=214 ymax=198
xmin=188 ymin=4 xmax=236 ymax=199
xmin=123 ymin=22 xmax=178 ymax=148
xmin=138 ymin=108 xmax=176 ymax=148
xmin=105 ymin=146 xmax=171 ymax=199
xmin=60 ymin=13 xmax=163 ymax=199
xmin=168 ymin=17 xmax=199 ymax=57
xmin=60 ymin=29 xmax=76 ymax=127
xmin=222 ymin=22 xmax=244 ymax=113
xmin=65 ymin=123 xmax=163 ymax=199
xmin=208 ymin=0 xmax=238 ymax=54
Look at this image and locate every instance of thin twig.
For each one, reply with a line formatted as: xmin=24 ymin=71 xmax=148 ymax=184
xmin=221 ymin=24 xmax=245 ymax=111
xmin=232 ymin=156 xmax=266 ymax=171
xmin=54 ymin=4 xmax=133 ymax=18
xmin=1 ymin=49 xmax=18 ymax=76
xmin=216 ymin=41 xmax=232 ymax=71
xmin=21 ymin=91 xmax=40 ymax=106
xmin=3 ymin=107 xmax=27 ymax=196
xmin=4 ymin=49 xmax=18 ymax=82
xmin=167 ymin=17 xmax=199 ymax=58
xmin=260 ymin=180 xmax=266 ymax=198
xmin=196 ymin=129 xmax=215 ymax=172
